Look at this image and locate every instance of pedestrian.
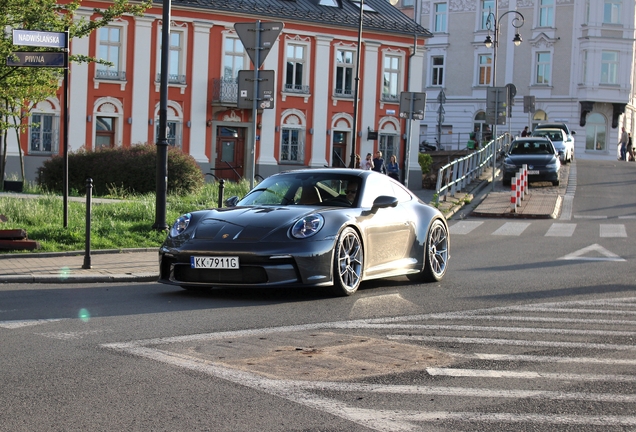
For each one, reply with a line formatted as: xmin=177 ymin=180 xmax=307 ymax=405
xmin=372 ymin=151 xmax=386 ymax=174
xmin=629 ymin=133 xmax=635 ymax=162
xmin=363 ymin=153 xmax=374 ymax=170
xmin=386 ymin=155 xmax=399 ymax=180
xmin=521 ymin=126 xmax=529 ymax=137
xmin=619 ymin=127 xmax=628 ymax=161
xmin=349 ymin=153 xmax=361 ymax=169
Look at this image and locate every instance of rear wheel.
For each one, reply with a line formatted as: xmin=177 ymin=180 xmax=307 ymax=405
xmin=408 ymin=219 xmax=449 ymax=283
xmin=330 ymin=227 xmax=363 ymax=296
xmin=552 ymin=180 xmax=560 ymax=186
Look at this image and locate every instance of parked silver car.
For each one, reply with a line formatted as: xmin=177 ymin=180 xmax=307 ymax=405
xmin=531 ymin=128 xmax=573 ymax=163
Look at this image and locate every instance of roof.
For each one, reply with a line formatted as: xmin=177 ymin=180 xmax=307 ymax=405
xmin=166 ymin=0 xmax=432 ymax=38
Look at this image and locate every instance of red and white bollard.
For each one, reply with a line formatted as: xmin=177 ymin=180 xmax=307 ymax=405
xmin=521 ymin=164 xmax=528 ymax=199
xmin=510 ymin=173 xmax=519 ymax=212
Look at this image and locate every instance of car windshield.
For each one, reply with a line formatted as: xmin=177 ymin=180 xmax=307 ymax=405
xmin=509 ymin=141 xmax=555 ymax=155
xmin=533 ymin=130 xmax=563 ymax=141
xmin=237 ymin=172 xmax=362 ymax=207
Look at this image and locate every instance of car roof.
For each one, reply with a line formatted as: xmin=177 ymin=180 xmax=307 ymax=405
xmin=536 ymin=123 xmax=570 ymax=131
xmin=513 ymin=137 xmax=551 ymax=143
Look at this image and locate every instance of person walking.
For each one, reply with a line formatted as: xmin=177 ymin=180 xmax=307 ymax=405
xmin=363 ymin=153 xmax=374 ymax=170
xmin=372 ymin=151 xmax=386 ymax=174
xmin=619 ymin=127 xmax=628 ymax=161
xmin=629 ymin=133 xmax=635 ymax=162
xmin=386 ymin=155 xmax=399 ymax=180
xmin=521 ymin=126 xmax=529 ymax=137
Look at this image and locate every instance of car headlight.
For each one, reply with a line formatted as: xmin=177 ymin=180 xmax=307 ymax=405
xmin=291 ymin=214 xmax=324 ymax=239
xmin=170 ymin=213 xmax=191 ymax=237
xmin=503 ymin=162 xmax=517 ymax=170
xmin=546 ymin=163 xmax=558 ymax=170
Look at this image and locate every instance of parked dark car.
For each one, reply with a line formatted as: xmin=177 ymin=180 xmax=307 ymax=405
xmin=159 ymin=169 xmax=450 ymax=296
xmin=502 ymin=138 xmax=561 ymax=186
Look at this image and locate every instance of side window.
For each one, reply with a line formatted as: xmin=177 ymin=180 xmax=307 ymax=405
xmin=391 ymin=183 xmax=413 ymax=203
xmin=360 ymin=175 xmax=395 ymax=208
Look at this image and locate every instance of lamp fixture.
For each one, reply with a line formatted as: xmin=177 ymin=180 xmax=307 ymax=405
xmin=513 ymin=33 xmax=522 ymax=46
xmin=86 ymin=115 xmax=92 ymax=123
xmin=206 ymin=120 xmax=212 ymax=127
xmin=186 ymin=120 xmax=191 ymax=128
xmin=127 ymin=117 xmax=132 ymax=125
xmin=148 ymin=119 xmax=153 ymax=126
xmin=484 ymin=35 xmax=493 ymax=48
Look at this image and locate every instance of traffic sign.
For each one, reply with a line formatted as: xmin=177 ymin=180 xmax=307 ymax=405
xmin=234 ymin=22 xmax=284 ymax=69
xmin=7 ymin=52 xmax=65 ymax=67
xmin=486 ymin=86 xmax=508 ymax=125
xmin=399 ymin=92 xmax=426 ymax=120
xmin=237 ymin=70 xmax=275 ymax=109
xmin=12 ymin=30 xmax=66 ymax=48
xmin=436 ymin=89 xmax=446 ymax=104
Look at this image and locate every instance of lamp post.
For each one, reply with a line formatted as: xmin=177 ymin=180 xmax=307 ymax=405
xmin=350 ymin=0 xmax=364 ymax=169
xmin=483 ymin=2 xmax=524 ymax=191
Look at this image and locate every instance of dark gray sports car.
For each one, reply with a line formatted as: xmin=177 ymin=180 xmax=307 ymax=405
xmin=158 ymin=168 xmax=450 ymax=296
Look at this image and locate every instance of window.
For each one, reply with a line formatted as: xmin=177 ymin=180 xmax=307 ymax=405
xmin=601 ymin=51 xmax=618 ymax=84
xmin=224 ymin=37 xmax=245 ymax=81
xmin=379 ymin=134 xmax=398 ymax=164
xmin=434 ymin=3 xmax=447 ymax=33
xmin=382 ymin=55 xmax=400 ymax=101
xmin=535 ymin=52 xmax=551 ymax=84
xmin=97 ymin=26 xmax=124 ymax=80
xmin=168 ymin=31 xmax=184 ymax=83
xmin=280 ymin=127 xmax=304 ymax=163
xmin=478 ymin=54 xmax=492 ymax=85
xmin=402 ymin=0 xmax=414 ymax=6
xmin=95 ymin=117 xmax=116 ymax=149
xmin=431 ymin=56 xmax=444 ymax=86
xmin=285 ymin=44 xmax=306 ymax=93
xmin=481 ymin=0 xmax=494 ymax=30
xmin=335 ymin=48 xmax=355 ymax=97
xmin=603 ymin=0 xmax=621 ymax=24
xmin=585 ymin=113 xmax=606 ymax=151
xmin=155 ymin=121 xmax=182 ymax=148
xmin=30 ymin=114 xmax=58 ymax=153
xmin=539 ymin=0 xmax=554 ymax=27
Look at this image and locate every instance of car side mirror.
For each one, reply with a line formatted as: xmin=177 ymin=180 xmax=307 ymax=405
xmin=571 ymin=131 xmax=576 ymax=135
xmin=372 ymin=195 xmax=398 ymax=210
xmin=225 ymin=196 xmax=239 ymax=208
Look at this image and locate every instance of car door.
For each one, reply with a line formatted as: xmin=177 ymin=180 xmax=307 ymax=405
xmin=357 ymin=175 xmax=414 ymax=275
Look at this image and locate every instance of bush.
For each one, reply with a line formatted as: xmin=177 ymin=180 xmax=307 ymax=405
xmin=418 ymin=153 xmax=433 ymax=174
xmin=39 ymin=143 xmax=204 ymax=196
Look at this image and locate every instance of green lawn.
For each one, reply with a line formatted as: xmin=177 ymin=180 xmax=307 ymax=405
xmin=0 ymin=181 xmax=251 ymax=253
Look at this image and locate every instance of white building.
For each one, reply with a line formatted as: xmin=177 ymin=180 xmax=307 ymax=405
xmin=395 ymin=0 xmax=636 ymax=160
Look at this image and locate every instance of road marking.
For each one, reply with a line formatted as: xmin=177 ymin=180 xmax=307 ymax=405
xmin=395 ymin=411 xmax=636 ymax=426
xmin=574 ymin=215 xmax=607 ymax=219
xmin=619 ymin=215 xmax=636 ymax=219
xmin=600 ymin=224 xmax=627 ymax=237
xmin=426 ymin=367 xmax=636 ymax=382
xmin=0 ymin=319 xmax=63 ymax=329
xmin=449 ymin=221 xmax=483 ymax=235
xmin=559 ymin=243 xmax=625 ymax=261
xmin=492 ymin=222 xmax=530 ymax=236
xmin=388 ymin=335 xmax=636 ymax=351
xmin=457 ymin=353 xmax=636 ymax=366
xmin=545 ymin=223 xmax=576 ymax=237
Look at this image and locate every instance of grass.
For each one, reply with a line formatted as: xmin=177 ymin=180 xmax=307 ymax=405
xmin=0 ymin=180 xmax=251 ymax=253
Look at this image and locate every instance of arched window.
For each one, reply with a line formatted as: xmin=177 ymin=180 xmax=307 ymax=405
xmin=585 ymin=113 xmax=606 ymax=151
xmin=473 ymin=111 xmax=491 ymax=143
xmin=532 ymin=110 xmax=548 ymax=130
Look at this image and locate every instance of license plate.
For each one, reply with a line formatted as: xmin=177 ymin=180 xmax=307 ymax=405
xmin=527 ymin=170 xmax=540 ymax=175
xmin=191 ymin=256 xmax=239 ymax=269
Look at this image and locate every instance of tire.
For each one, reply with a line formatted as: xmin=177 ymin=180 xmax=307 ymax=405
xmin=330 ymin=227 xmax=363 ymax=296
xmin=552 ymin=180 xmax=560 ymax=186
xmin=408 ymin=219 xmax=449 ymax=283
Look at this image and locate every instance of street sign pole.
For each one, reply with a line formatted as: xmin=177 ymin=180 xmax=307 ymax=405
xmin=63 ymin=28 xmax=69 ymax=227
xmin=250 ymin=21 xmax=261 ymax=190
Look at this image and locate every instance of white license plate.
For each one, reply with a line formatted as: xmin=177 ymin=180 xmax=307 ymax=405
xmin=191 ymin=256 xmax=239 ymax=269
xmin=527 ymin=170 xmax=540 ymax=175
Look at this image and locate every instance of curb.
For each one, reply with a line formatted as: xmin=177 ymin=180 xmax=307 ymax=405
xmin=0 ymin=248 xmax=158 ymax=259
xmin=0 ymin=273 xmax=159 ymax=284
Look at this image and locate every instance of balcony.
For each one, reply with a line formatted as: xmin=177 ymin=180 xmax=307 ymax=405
xmin=284 ymin=84 xmax=310 ymax=94
xmin=334 ymin=88 xmax=353 ymax=98
xmin=155 ymin=73 xmax=186 ymax=85
xmin=96 ymin=69 xmax=126 ymax=80
xmin=211 ymin=78 xmax=238 ymax=105
xmin=381 ymin=93 xmax=400 ymax=103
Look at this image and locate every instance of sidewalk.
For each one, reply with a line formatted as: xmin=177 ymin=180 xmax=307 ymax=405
xmin=0 ymin=167 xmax=562 ymax=284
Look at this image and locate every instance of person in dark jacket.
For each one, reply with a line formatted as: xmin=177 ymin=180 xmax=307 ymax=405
xmin=372 ymin=151 xmax=386 ymax=174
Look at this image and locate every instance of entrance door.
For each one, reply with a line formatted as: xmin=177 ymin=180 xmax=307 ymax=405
xmin=332 ymin=131 xmax=347 ymax=167
xmin=95 ymin=117 xmax=115 ymax=149
xmin=215 ymin=126 xmax=245 ymax=181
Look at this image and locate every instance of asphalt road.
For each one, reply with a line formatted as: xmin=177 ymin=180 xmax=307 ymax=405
xmin=1 ymin=159 xmax=635 ymax=431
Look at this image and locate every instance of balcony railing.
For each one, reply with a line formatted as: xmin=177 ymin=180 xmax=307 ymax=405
xmin=96 ymin=69 xmax=126 ymax=80
xmin=381 ymin=93 xmax=400 ymax=103
xmin=284 ymin=84 xmax=310 ymax=94
xmin=155 ymin=73 xmax=186 ymax=84
xmin=211 ymin=78 xmax=238 ymax=104
xmin=334 ymin=88 xmax=353 ymax=98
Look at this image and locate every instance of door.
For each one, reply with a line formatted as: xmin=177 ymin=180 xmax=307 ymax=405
xmin=332 ymin=131 xmax=347 ymax=167
xmin=215 ymin=126 xmax=245 ymax=181
xmin=95 ymin=117 xmax=115 ymax=149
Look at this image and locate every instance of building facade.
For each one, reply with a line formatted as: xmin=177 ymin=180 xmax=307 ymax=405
xmin=5 ymin=0 xmax=431 ymax=188
xmin=395 ymin=0 xmax=636 ymax=160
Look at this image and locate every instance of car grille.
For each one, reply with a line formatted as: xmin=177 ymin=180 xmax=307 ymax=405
xmin=173 ymin=264 xmax=268 ymax=284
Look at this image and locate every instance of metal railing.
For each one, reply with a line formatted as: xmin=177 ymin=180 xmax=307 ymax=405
xmin=211 ymin=78 xmax=238 ymax=104
xmin=434 ymin=133 xmax=510 ymax=203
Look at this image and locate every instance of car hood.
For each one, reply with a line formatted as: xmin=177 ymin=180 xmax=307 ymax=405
xmin=506 ymin=154 xmax=556 ymax=166
xmin=192 ymin=206 xmax=323 ymax=241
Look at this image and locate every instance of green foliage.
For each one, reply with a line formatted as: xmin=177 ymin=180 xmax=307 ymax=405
xmin=38 ymin=144 xmax=205 ymax=196
xmin=0 ymin=181 xmax=252 ymax=253
xmin=418 ymin=153 xmax=434 ymax=174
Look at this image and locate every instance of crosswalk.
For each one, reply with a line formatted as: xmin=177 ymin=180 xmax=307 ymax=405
xmin=450 ymin=220 xmax=634 ymax=237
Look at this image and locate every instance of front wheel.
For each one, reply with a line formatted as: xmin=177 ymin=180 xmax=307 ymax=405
xmin=330 ymin=227 xmax=363 ymax=296
xmin=408 ymin=219 xmax=449 ymax=283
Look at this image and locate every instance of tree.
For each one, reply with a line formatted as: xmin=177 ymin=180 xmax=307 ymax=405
xmin=0 ymin=0 xmax=151 ymax=184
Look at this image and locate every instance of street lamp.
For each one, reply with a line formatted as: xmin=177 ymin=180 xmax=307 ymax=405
xmin=350 ymin=0 xmax=364 ymax=169
xmin=483 ymin=2 xmax=524 ymax=190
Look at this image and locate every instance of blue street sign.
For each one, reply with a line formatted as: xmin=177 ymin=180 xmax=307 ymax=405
xmin=13 ymin=30 xmax=66 ymax=48
xmin=7 ymin=52 xmax=65 ymax=67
